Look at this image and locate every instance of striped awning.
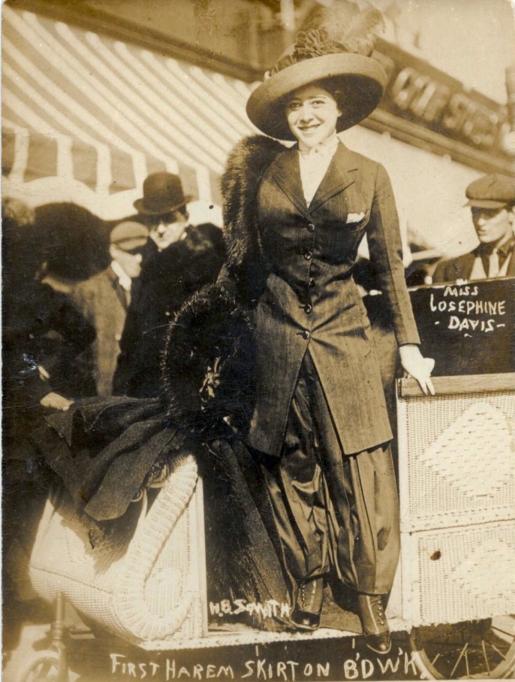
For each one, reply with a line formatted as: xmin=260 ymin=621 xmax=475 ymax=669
xmin=2 ymin=6 xmax=256 ymax=219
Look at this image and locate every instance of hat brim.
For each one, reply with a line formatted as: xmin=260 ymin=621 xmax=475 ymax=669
xmin=113 ymin=237 xmax=148 ymax=251
xmin=133 ymin=196 xmax=193 ymax=215
xmin=465 ymin=198 xmax=509 ymax=209
xmin=246 ymin=53 xmax=387 ymax=140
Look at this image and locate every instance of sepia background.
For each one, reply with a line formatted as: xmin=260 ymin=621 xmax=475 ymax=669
xmin=3 ymin=0 xmax=514 ymax=262
xmin=2 ymin=1 xmax=515 ymax=680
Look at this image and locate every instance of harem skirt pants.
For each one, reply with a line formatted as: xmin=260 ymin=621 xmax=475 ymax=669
xmin=260 ymin=352 xmax=400 ymax=599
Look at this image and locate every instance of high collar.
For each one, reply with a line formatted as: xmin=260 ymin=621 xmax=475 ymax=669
xmin=298 ymin=133 xmax=339 ymax=158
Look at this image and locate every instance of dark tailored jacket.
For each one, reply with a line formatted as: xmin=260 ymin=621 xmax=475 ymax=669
xmin=247 ymin=141 xmax=420 ymax=456
xmin=433 ymin=245 xmax=515 ymax=283
xmin=114 ymin=223 xmax=226 ymax=398
xmin=163 ymin=136 xmax=420 ymax=458
xmin=70 ymin=267 xmax=129 ymax=397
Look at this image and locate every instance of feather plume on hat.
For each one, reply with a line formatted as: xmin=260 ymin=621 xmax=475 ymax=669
xmin=268 ymin=1 xmax=385 ymax=77
xmin=298 ymin=2 xmax=384 ymax=56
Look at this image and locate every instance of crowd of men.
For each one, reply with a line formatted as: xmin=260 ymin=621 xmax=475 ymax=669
xmin=4 ymin=171 xmax=226 ymax=408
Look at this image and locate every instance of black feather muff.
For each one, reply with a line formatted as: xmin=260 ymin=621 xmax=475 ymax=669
xmin=161 ymin=136 xmax=284 ymax=438
xmin=161 ymin=283 xmax=256 ymax=437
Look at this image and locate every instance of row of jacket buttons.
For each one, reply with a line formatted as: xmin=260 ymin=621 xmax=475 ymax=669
xmin=302 ymin=222 xmax=315 ymax=338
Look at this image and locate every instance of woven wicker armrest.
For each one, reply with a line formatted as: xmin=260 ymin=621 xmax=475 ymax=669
xmin=398 ymin=372 xmax=515 ymax=398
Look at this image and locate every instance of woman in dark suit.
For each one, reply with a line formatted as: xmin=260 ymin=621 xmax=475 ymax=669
xmin=29 ymin=2 xmax=434 ymax=651
xmin=164 ymin=4 xmax=435 ymax=654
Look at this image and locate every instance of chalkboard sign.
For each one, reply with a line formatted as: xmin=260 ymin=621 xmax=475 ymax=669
xmin=364 ymin=276 xmax=514 ymax=377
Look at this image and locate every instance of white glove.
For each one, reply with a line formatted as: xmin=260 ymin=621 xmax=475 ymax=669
xmin=399 ymin=344 xmax=435 ymax=396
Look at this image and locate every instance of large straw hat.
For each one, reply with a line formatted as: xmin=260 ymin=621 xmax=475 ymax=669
xmin=246 ymin=2 xmax=387 ymax=140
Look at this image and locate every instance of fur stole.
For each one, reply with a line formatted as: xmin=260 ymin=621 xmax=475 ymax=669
xmin=221 ymin=134 xmax=284 ymax=302
xmin=162 ymin=135 xmax=284 ymax=434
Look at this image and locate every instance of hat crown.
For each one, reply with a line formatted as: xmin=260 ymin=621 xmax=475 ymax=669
xmin=133 ymin=171 xmax=191 ymax=216
xmin=141 ymin=172 xmax=185 ymax=212
xmin=267 ymin=2 xmax=384 ymax=78
xmin=466 ymin=173 xmax=515 ymax=207
xmin=110 ymin=221 xmax=148 ymax=250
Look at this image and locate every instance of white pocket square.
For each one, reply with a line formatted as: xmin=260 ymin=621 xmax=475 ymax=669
xmin=347 ymin=212 xmax=366 ymax=224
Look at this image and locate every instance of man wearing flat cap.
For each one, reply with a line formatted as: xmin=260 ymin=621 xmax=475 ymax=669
xmin=433 ymin=173 xmax=515 ymax=283
xmin=113 ymin=172 xmax=225 ymax=398
xmin=71 ymin=221 xmax=148 ymax=397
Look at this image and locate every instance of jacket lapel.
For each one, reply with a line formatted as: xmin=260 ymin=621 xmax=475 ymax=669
xmin=506 ymin=246 xmax=515 ymax=276
xmin=269 ymin=142 xmax=359 ymax=216
xmin=106 ymin=267 xmax=130 ymax=311
xmin=308 ymin=143 xmax=358 ymax=213
xmin=270 ymin=147 xmax=308 ymax=216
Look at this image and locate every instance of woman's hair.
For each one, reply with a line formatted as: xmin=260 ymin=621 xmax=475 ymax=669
xmin=320 ymin=79 xmax=346 ymax=119
xmin=281 ymin=78 xmax=346 ymax=125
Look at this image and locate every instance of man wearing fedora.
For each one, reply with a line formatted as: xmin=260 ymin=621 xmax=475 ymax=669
xmin=113 ymin=172 xmax=225 ymax=398
xmin=433 ymin=173 xmax=515 ymax=283
xmin=135 ymin=171 xmax=192 ymax=254
xmin=71 ymin=221 xmax=149 ymax=397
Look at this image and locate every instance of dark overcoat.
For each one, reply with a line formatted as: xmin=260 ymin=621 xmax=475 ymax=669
xmin=433 ymin=248 xmax=515 ymax=283
xmin=163 ymin=136 xmax=420 ymax=457
xmin=114 ymin=223 xmax=225 ymax=398
xmin=70 ymin=267 xmax=128 ymax=397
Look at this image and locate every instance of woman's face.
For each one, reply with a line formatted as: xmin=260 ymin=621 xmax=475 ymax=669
xmin=285 ymin=84 xmax=341 ymax=148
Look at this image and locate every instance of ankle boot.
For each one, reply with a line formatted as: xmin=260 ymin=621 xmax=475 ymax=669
xmin=357 ymin=593 xmax=391 ymax=654
xmin=291 ymin=577 xmax=323 ymax=631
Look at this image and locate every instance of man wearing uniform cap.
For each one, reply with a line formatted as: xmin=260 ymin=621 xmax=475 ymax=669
xmin=71 ymin=221 xmax=148 ymax=397
xmin=433 ymin=173 xmax=515 ymax=283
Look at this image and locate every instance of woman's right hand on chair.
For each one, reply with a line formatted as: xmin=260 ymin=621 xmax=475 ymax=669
xmin=399 ymin=344 xmax=436 ymax=396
